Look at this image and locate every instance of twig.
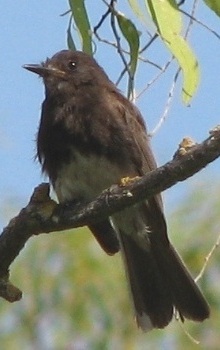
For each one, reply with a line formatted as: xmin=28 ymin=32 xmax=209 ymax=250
xmin=136 ymin=58 xmax=173 ymax=99
xmin=150 ymin=67 xmax=180 ymax=136
xmin=195 ymin=232 xmax=220 ymax=283
xmin=180 ymin=9 xmax=220 ymax=41
xmin=93 ymin=3 xmax=111 ymax=33
xmin=184 ymin=0 xmax=199 ymax=39
xmin=139 ymin=34 xmax=158 ymax=54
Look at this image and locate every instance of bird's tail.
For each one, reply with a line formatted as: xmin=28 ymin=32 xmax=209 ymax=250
xmin=113 ymin=205 xmax=210 ymax=331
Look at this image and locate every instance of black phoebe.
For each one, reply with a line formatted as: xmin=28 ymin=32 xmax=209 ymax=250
xmin=23 ymin=50 xmax=210 ymax=331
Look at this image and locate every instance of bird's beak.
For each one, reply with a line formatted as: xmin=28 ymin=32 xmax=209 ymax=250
xmin=23 ymin=64 xmax=65 ymax=78
xmin=23 ymin=64 xmax=50 ymax=76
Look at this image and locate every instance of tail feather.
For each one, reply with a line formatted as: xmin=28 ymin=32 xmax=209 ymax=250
xmin=119 ymin=232 xmax=173 ymax=330
xmin=152 ymin=242 xmax=210 ymax=321
xmin=119 ymin=232 xmax=209 ymax=331
xmin=111 ymin=201 xmax=210 ymax=331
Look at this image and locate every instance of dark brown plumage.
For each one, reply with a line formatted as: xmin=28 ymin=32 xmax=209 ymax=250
xmin=23 ymin=50 xmax=210 ymax=331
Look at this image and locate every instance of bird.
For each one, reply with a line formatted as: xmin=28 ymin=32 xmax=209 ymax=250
xmin=23 ymin=50 xmax=210 ymax=331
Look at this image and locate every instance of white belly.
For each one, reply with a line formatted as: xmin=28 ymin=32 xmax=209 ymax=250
xmin=54 ymin=150 xmax=135 ymax=203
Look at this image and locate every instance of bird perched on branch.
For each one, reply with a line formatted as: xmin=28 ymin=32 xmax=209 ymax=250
xmin=23 ymin=50 xmax=209 ymax=331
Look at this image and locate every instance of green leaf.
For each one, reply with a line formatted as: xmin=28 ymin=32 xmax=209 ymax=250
xmin=116 ymin=14 xmax=140 ymax=98
xmin=67 ymin=20 xmax=76 ymax=51
xmin=146 ymin=0 xmax=200 ymax=104
xmin=116 ymin=14 xmax=140 ymax=78
xmin=203 ymin=0 xmax=220 ymax=16
xmin=128 ymin=0 xmax=155 ymax=29
xmin=69 ymin=0 xmax=92 ymax=54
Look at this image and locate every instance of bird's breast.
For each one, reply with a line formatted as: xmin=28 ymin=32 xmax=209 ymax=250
xmin=54 ymin=149 xmax=135 ymax=204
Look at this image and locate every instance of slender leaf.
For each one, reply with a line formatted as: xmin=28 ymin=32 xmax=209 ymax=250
xmin=146 ymin=0 xmax=200 ymax=104
xmin=69 ymin=0 xmax=92 ymax=54
xmin=117 ymin=14 xmax=140 ymax=98
xmin=128 ymin=0 xmax=155 ymax=29
xmin=67 ymin=20 xmax=76 ymax=51
xmin=116 ymin=14 xmax=140 ymax=77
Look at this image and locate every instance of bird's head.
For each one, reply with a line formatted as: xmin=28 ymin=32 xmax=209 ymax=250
xmin=23 ymin=50 xmax=111 ymax=95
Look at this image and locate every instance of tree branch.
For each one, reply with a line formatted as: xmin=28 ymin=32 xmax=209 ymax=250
xmin=1 ymin=126 xmax=220 ymax=302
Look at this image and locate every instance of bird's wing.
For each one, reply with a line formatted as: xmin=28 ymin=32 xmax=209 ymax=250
xmin=113 ymin=91 xmax=164 ymax=212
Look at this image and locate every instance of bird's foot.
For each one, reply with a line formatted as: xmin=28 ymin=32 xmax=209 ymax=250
xmin=120 ymin=176 xmax=140 ymax=187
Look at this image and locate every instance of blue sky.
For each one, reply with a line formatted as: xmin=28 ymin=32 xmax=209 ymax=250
xmin=0 ymin=1 xmax=220 ymax=229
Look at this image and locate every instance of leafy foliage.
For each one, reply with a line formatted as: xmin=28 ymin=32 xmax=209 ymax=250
xmin=147 ymin=0 xmax=199 ymax=103
xmin=66 ymin=0 xmax=219 ymax=103
xmin=68 ymin=0 xmax=92 ymax=54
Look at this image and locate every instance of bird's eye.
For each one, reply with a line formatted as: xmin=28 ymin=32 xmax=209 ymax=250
xmin=68 ymin=61 xmax=77 ymax=70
